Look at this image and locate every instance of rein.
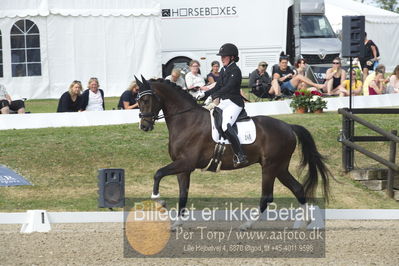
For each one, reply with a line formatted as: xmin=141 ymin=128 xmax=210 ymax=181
xmin=139 ymin=107 xmax=195 ymax=121
xmin=138 ymin=90 xmax=196 ymax=122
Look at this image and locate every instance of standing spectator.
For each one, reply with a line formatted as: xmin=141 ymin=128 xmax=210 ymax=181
xmin=359 ymin=32 xmax=379 ymax=81
xmin=369 ymin=68 xmax=386 ymax=95
xmin=343 ymin=70 xmax=363 ymax=96
xmin=0 ymin=84 xmax=25 ymax=114
xmin=57 ymin=80 xmax=83 ymax=112
xmin=80 ymin=77 xmax=105 ymax=111
xmin=207 ymin=61 xmax=220 ymax=84
xmin=324 ymin=58 xmax=348 ymax=96
xmin=117 ymin=81 xmax=139 ymax=109
xmin=387 ymin=65 xmax=399 ymax=94
xmin=165 ymin=69 xmax=186 ymax=89
xmin=249 ymin=61 xmax=278 ymax=99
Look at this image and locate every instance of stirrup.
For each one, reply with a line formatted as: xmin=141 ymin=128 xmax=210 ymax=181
xmin=233 ymin=154 xmax=248 ymax=167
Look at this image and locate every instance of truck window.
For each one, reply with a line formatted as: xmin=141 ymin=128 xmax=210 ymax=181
xmin=300 ymin=15 xmax=336 ymax=39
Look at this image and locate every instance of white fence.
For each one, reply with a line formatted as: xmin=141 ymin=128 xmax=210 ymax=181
xmin=1 ymin=94 xmax=399 ymax=130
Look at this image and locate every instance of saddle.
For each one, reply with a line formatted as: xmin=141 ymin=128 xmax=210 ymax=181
xmin=211 ymin=108 xmax=256 ymax=145
xmin=202 ymin=108 xmax=256 ymax=172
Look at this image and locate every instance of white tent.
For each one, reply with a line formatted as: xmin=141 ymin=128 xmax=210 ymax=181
xmin=325 ymin=0 xmax=399 ymax=72
xmin=0 ymin=0 xmax=161 ymax=99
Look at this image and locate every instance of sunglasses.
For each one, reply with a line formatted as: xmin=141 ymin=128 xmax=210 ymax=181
xmin=259 ymin=64 xmax=267 ymax=67
xmin=333 ymin=62 xmax=340 ymax=65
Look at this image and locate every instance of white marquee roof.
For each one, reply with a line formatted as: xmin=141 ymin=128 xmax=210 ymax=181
xmin=0 ymin=0 xmax=160 ymax=18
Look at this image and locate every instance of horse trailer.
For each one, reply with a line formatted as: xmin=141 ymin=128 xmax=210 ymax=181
xmin=160 ymin=0 xmax=341 ymax=77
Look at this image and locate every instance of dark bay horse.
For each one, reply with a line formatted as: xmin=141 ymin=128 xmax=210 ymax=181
xmin=136 ymin=76 xmax=330 ymax=229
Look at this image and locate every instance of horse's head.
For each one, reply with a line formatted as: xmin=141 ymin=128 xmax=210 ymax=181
xmin=136 ymin=75 xmax=161 ymax=131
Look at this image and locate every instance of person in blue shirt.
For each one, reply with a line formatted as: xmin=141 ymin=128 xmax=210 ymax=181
xmin=118 ymin=81 xmax=139 ymax=109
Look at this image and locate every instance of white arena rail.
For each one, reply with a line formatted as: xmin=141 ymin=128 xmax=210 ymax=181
xmin=0 ymin=94 xmax=398 ymax=130
xmin=1 ymin=209 xmax=399 ymax=224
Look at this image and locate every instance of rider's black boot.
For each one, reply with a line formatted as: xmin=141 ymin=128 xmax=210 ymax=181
xmin=224 ymin=124 xmax=248 ymax=167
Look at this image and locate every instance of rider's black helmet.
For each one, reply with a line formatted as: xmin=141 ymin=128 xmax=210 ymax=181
xmin=217 ymin=43 xmax=239 ymax=60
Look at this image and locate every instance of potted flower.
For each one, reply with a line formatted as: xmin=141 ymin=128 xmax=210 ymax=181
xmin=309 ymin=91 xmax=327 ymax=113
xmin=289 ymin=89 xmax=311 ymax=113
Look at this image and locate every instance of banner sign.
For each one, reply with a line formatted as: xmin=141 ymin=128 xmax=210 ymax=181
xmin=0 ymin=165 xmax=32 ymax=186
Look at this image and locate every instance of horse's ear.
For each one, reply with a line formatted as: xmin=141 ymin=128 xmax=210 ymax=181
xmin=134 ymin=75 xmax=144 ymax=88
xmin=141 ymin=75 xmax=152 ymax=91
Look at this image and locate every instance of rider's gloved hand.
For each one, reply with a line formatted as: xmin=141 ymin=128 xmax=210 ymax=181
xmin=196 ymin=90 xmax=205 ymax=100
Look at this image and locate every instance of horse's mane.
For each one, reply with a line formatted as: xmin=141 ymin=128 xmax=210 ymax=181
xmin=149 ymin=78 xmax=201 ymax=107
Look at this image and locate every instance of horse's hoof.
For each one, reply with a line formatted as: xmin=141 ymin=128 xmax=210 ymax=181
xmin=239 ymin=221 xmax=252 ymax=231
xmin=151 ymin=193 xmax=160 ymax=199
xmin=293 ymin=219 xmax=311 ymax=229
xmin=170 ymin=220 xmax=183 ymax=232
xmin=157 ymin=200 xmax=167 ymax=208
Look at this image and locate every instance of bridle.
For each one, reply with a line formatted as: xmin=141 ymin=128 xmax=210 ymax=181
xmin=138 ymin=90 xmax=195 ymax=124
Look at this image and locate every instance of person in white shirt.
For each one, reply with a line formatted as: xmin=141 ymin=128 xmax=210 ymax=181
xmin=387 ymin=65 xmax=399 ymax=94
xmin=80 ymin=77 xmax=105 ymax=111
xmin=165 ymin=69 xmax=186 ymax=90
xmin=185 ymin=60 xmax=215 ymax=98
xmin=0 ymin=84 xmax=25 ymax=114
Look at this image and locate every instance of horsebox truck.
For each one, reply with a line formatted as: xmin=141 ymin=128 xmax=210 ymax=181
xmin=160 ymin=0 xmax=341 ymax=80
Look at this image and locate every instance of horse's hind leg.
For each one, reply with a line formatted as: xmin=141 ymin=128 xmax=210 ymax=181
xmin=277 ymin=168 xmax=306 ymax=204
xmin=239 ymin=165 xmax=276 ymax=231
xmin=277 ymin=169 xmax=311 ymax=228
xmin=171 ymin=171 xmax=192 ymax=231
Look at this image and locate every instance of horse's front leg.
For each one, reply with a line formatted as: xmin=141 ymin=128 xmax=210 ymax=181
xmin=171 ymin=171 xmax=192 ymax=231
xmin=151 ymin=160 xmax=194 ymax=199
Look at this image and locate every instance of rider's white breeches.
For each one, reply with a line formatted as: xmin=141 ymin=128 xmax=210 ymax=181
xmin=217 ymin=99 xmax=243 ymax=132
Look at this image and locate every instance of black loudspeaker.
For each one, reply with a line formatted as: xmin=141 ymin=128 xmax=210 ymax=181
xmin=341 ymin=16 xmax=365 ymax=58
xmin=98 ymin=168 xmax=125 ymax=208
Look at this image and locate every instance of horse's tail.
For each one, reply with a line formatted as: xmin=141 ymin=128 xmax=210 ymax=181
xmin=290 ymin=124 xmax=331 ymax=202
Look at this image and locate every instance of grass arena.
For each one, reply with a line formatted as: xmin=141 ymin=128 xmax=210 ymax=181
xmin=1 ymin=107 xmax=399 ymax=265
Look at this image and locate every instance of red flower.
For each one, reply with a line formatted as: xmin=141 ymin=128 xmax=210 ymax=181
xmin=301 ymin=92 xmax=305 ymax=96
xmin=294 ymin=91 xmax=300 ymax=96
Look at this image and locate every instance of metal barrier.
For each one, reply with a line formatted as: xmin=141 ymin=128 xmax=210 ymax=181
xmin=338 ymin=108 xmax=399 ymax=198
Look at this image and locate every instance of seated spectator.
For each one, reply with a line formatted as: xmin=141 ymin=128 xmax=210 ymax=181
xmin=185 ymin=60 xmax=215 ymax=98
xmin=294 ymin=58 xmax=307 ymax=76
xmin=369 ymin=68 xmax=387 ymax=95
xmin=387 ymin=65 xmax=399 ymax=94
xmin=362 ymin=64 xmax=386 ymax=95
xmin=324 ymin=58 xmax=348 ymax=96
xmin=80 ymin=77 xmax=105 ymax=111
xmin=57 ymin=80 xmax=83 ymax=112
xmin=359 ymin=32 xmax=379 ymax=81
xmin=343 ymin=69 xmax=363 ymax=96
xmin=165 ymin=69 xmax=186 ymax=89
xmin=249 ymin=61 xmax=279 ymax=99
xmin=117 ymin=81 xmax=139 ymax=109
xmin=271 ymin=53 xmax=323 ymax=96
xmin=0 ymin=83 xmax=25 ymax=114
xmin=207 ymin=61 xmax=220 ymax=84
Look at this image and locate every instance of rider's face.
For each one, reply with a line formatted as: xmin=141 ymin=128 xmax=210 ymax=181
xmin=221 ymin=56 xmax=231 ymax=66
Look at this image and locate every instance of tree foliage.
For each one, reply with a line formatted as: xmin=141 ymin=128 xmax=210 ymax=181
xmin=375 ymin=0 xmax=399 ymax=13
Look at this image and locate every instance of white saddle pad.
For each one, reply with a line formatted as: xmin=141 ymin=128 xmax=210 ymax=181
xmin=210 ymin=110 xmax=256 ymax=145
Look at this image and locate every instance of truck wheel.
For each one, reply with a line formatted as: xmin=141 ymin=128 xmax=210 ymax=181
xmin=163 ymin=57 xmax=191 ymax=78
